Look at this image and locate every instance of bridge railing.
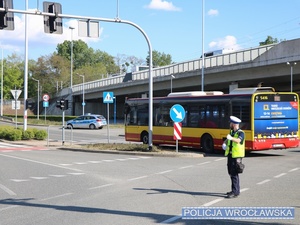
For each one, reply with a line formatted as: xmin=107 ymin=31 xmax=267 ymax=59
xmin=72 ymin=43 xmax=276 ymax=94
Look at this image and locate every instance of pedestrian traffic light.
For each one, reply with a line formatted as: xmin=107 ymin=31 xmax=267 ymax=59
xmin=43 ymin=2 xmax=63 ymax=34
xmin=0 ymin=0 xmax=14 ymax=30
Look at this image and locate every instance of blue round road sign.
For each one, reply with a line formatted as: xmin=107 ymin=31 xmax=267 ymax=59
xmin=170 ymin=104 xmax=185 ymax=123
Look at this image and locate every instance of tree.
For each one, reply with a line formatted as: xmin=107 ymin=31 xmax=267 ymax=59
xmin=56 ymin=40 xmax=119 ymax=76
xmin=3 ymin=53 xmax=23 ymax=99
xmin=146 ymin=50 xmax=173 ymax=67
xmin=115 ymin=54 xmax=145 ymax=73
xmin=259 ymin=36 xmax=278 ymax=46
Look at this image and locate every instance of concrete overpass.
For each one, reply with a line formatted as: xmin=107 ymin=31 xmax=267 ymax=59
xmin=55 ymin=38 xmax=300 ymax=118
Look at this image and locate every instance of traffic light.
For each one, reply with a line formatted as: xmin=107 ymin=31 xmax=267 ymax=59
xmin=43 ymin=2 xmax=63 ymax=34
xmin=25 ymin=99 xmax=33 ymax=110
xmin=56 ymin=99 xmax=68 ymax=110
xmin=0 ymin=0 xmax=14 ymax=30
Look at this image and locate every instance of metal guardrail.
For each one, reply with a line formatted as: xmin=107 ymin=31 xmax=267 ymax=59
xmin=72 ymin=44 xmax=276 ymax=94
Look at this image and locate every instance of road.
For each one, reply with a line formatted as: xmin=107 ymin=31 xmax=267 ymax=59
xmin=0 ymin=146 xmax=299 ymax=224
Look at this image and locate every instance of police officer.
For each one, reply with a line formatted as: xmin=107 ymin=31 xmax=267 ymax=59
xmin=223 ymin=116 xmax=245 ymax=198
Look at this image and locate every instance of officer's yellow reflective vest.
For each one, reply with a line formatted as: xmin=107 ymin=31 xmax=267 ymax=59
xmin=225 ymin=130 xmax=245 ymax=158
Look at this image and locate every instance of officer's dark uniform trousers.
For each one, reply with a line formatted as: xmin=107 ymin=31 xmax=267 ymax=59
xmin=227 ymin=144 xmax=240 ymax=195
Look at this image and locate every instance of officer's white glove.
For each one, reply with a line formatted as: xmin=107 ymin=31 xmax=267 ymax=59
xmin=222 ymin=143 xmax=227 ymax=150
xmin=226 ymin=134 xmax=233 ymax=140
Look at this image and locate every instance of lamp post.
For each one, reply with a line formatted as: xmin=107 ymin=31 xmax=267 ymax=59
xmin=113 ymin=96 xmax=116 ymax=124
xmin=69 ymin=26 xmax=75 ymax=90
xmin=31 ymin=77 xmax=40 ymax=120
xmin=1 ymin=48 xmax=3 ymax=117
xmin=79 ymin=74 xmax=85 ymax=115
xmin=170 ymin=75 xmax=175 ymax=93
xmin=287 ymin=62 xmax=297 ymax=92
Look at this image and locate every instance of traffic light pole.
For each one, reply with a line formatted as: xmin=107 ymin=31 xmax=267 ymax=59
xmin=62 ymin=109 xmax=65 ymax=145
xmin=0 ymin=6 xmax=153 ymax=151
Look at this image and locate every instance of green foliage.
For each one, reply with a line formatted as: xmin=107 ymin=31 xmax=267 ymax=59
xmin=0 ymin=126 xmax=47 ymax=141
xmin=146 ymin=50 xmax=173 ymax=67
xmin=34 ymin=130 xmax=47 ymax=140
xmin=259 ymin=36 xmax=279 ymax=46
xmin=22 ymin=129 xmax=35 ymax=140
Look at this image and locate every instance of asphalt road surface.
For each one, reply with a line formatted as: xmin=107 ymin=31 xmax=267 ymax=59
xmin=0 ymin=146 xmax=299 ymax=225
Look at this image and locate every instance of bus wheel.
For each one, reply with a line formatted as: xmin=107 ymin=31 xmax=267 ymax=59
xmin=201 ymin=134 xmax=214 ymax=153
xmin=141 ymin=131 xmax=149 ymax=144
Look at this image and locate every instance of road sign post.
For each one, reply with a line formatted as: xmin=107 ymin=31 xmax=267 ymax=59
xmin=170 ymin=104 xmax=185 ymax=152
xmin=103 ymin=92 xmax=114 ymax=143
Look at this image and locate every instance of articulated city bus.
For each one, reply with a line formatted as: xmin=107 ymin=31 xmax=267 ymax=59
xmin=124 ymin=87 xmax=299 ymax=153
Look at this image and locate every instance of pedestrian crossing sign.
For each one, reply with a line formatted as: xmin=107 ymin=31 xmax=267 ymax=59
xmin=103 ymin=92 xmax=114 ymax=103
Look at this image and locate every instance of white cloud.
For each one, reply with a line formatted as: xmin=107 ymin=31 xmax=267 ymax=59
xmin=0 ymin=9 xmax=102 ymax=56
xmin=208 ymin=35 xmax=240 ymax=51
xmin=145 ymin=0 xmax=181 ymax=11
xmin=207 ymin=9 xmax=219 ymax=16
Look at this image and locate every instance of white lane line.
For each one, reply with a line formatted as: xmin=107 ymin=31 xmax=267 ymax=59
xmin=30 ymin=177 xmax=48 ymax=180
xmin=156 ymin=170 xmax=173 ymax=175
xmin=103 ymin=159 xmax=114 ymax=162
xmin=40 ymin=192 xmax=73 ymax=201
xmin=274 ymin=173 xmax=287 ymax=178
xmin=202 ymin=198 xmax=224 ymax=207
xmin=197 ymin=161 xmax=211 ymax=166
xmin=89 ymin=183 xmax=113 ymax=190
xmin=128 ymin=175 xmax=148 ymax=181
xmin=128 ymin=158 xmax=139 ymax=160
xmin=88 ymin=161 xmax=102 ymax=163
xmin=49 ymin=174 xmax=66 ymax=178
xmin=179 ymin=165 xmax=194 ymax=169
xmin=257 ymin=179 xmax=271 ymax=185
xmin=59 ymin=164 xmax=73 ymax=166
xmin=289 ymin=167 xmax=299 ymax=172
xmin=11 ymin=179 xmax=29 ymax=182
xmin=115 ymin=159 xmax=128 ymax=161
xmin=68 ymin=172 xmax=85 ymax=176
xmin=214 ymin=158 xmax=225 ymax=161
xmin=0 ymin=184 xmax=16 ymax=196
xmin=0 ymin=205 xmax=19 ymax=212
xmin=0 ymin=153 xmax=82 ymax=172
xmin=240 ymin=188 xmax=250 ymax=193
xmin=74 ymin=162 xmax=88 ymax=165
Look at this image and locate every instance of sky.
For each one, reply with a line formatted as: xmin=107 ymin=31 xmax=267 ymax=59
xmin=1 ymin=0 xmax=300 ymax=64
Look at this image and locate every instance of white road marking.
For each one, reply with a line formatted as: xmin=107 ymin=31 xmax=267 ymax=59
xmin=197 ymin=161 xmax=211 ymax=165
xmin=89 ymin=183 xmax=113 ymax=190
xmin=128 ymin=176 xmax=148 ymax=181
xmin=289 ymin=167 xmax=299 ymax=172
xmin=214 ymin=158 xmax=226 ymax=161
xmin=257 ymin=179 xmax=271 ymax=185
xmin=11 ymin=179 xmax=29 ymax=182
xmin=0 ymin=183 xmax=16 ymax=196
xmin=274 ymin=173 xmax=286 ymax=178
xmin=40 ymin=193 xmax=73 ymax=201
xmin=179 ymin=165 xmax=194 ymax=169
xmin=156 ymin=170 xmax=173 ymax=175
xmin=49 ymin=174 xmax=67 ymax=178
xmin=0 ymin=153 xmax=82 ymax=172
xmin=68 ymin=172 xmax=85 ymax=176
xmin=30 ymin=177 xmax=48 ymax=180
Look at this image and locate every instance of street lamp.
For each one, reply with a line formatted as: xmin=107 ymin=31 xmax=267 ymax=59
xmin=170 ymin=75 xmax=175 ymax=93
xmin=31 ymin=77 xmax=40 ymax=120
xmin=1 ymin=48 xmax=3 ymax=117
xmin=287 ymin=62 xmax=297 ymax=92
xmin=113 ymin=96 xmax=117 ymax=124
xmin=79 ymin=74 xmax=85 ymax=115
xmin=69 ymin=26 xmax=75 ymax=90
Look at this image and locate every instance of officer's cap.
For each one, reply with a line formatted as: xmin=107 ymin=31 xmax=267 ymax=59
xmin=230 ymin=116 xmax=241 ymax=124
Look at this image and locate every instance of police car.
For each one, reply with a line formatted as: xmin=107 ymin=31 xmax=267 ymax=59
xmin=66 ymin=113 xmax=107 ymax=129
